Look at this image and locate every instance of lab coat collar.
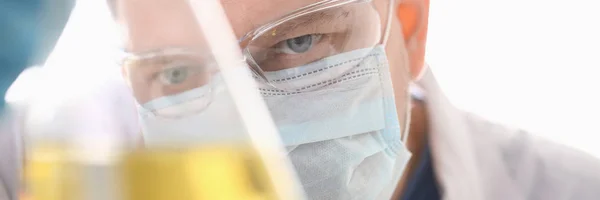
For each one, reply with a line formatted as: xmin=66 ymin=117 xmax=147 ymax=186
xmin=416 ymin=67 xmax=486 ymax=200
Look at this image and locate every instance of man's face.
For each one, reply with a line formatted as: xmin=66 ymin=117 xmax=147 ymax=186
xmin=115 ymin=0 xmax=412 ymax=125
xmin=114 ymin=1 xmax=418 ymax=197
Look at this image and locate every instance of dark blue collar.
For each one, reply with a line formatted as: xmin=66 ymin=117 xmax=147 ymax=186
xmin=400 ymin=142 xmax=441 ymax=200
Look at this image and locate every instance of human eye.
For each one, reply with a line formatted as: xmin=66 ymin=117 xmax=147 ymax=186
xmin=251 ymin=33 xmax=330 ymax=71
xmin=245 ymin=9 xmax=354 ymax=71
xmin=150 ymin=57 xmax=212 ymax=97
xmin=159 ymin=64 xmax=194 ymax=85
xmin=124 ymin=51 xmax=216 ymax=104
xmin=273 ymin=34 xmax=323 ymax=55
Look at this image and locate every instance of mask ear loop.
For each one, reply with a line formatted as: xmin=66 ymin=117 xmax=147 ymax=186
xmin=380 ymin=0 xmax=426 ymax=143
xmin=381 ymin=0 xmax=396 ymax=46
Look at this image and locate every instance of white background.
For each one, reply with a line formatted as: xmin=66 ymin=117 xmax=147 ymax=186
xmin=8 ymin=0 xmax=600 ymax=156
xmin=427 ymin=0 xmax=600 ymax=156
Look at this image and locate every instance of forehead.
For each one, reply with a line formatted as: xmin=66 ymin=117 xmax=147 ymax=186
xmin=221 ymin=0 xmax=324 ymax=38
xmin=113 ymin=0 xmax=327 ymax=51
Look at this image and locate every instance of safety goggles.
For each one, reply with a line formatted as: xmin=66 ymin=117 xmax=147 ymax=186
xmin=240 ymin=0 xmax=394 ymax=86
xmin=120 ymin=0 xmax=395 ymax=117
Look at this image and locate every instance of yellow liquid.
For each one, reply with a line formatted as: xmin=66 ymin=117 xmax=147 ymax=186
xmin=120 ymin=146 xmax=279 ymax=200
xmin=23 ymin=145 xmax=83 ymax=200
xmin=25 ymin=145 xmax=282 ymax=200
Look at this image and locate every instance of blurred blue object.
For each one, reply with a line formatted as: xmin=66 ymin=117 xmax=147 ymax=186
xmin=0 ymin=0 xmax=75 ymax=112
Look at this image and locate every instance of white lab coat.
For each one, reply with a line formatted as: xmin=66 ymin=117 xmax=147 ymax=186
xmin=417 ymin=68 xmax=600 ymax=200
xmin=1 ymin=68 xmax=600 ymax=200
xmin=0 ymin=106 xmax=23 ymax=200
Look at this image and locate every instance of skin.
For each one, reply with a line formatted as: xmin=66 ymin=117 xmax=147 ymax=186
xmin=392 ymin=0 xmax=430 ymax=197
xmin=112 ymin=0 xmax=430 ymax=198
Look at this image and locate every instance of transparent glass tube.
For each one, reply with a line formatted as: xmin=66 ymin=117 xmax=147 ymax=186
xmin=23 ymin=93 xmax=125 ymax=200
xmin=114 ymin=0 xmax=306 ymax=199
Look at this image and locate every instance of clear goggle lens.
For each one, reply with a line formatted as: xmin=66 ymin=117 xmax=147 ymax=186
xmin=241 ymin=0 xmax=387 ymax=90
xmin=123 ymin=49 xmax=218 ymax=117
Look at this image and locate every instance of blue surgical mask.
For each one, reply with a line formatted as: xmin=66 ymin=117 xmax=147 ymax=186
xmin=257 ymin=45 xmax=412 ymax=200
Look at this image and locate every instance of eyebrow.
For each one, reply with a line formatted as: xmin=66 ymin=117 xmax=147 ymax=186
xmin=256 ymin=8 xmax=351 ymax=42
